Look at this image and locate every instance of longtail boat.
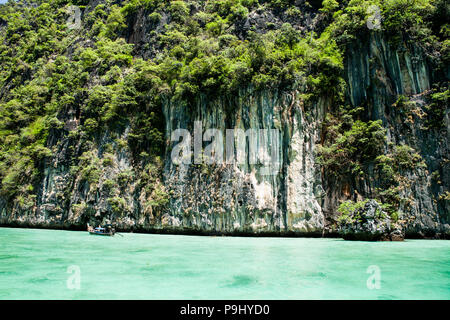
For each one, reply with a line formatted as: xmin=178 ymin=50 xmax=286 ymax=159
xmin=87 ymin=224 xmax=116 ymax=236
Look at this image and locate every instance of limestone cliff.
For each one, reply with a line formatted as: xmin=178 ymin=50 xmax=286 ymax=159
xmin=0 ymin=0 xmax=448 ymax=238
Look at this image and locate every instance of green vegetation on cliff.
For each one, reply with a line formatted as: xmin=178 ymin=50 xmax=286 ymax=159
xmin=0 ymin=0 xmax=448 ymax=223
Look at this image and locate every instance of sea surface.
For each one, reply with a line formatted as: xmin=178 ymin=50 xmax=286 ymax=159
xmin=0 ymin=227 xmax=449 ymax=299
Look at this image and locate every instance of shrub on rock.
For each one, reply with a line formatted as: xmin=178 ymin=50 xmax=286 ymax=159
xmin=338 ymin=199 xmax=404 ymax=241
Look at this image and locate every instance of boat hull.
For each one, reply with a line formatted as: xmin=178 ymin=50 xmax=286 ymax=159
xmin=89 ymin=231 xmax=114 ymax=236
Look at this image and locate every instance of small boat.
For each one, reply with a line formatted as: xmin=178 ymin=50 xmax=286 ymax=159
xmin=88 ymin=224 xmax=116 ymax=236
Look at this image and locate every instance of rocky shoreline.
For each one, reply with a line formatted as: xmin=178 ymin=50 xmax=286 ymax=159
xmin=1 ymin=222 xmax=448 ymax=240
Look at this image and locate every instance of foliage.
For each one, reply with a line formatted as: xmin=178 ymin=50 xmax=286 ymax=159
xmin=424 ymin=85 xmax=449 ymax=129
xmin=374 ymin=144 xmax=427 ymax=212
xmin=317 ymin=109 xmax=386 ymax=177
xmin=337 ymin=199 xmax=397 ymax=224
xmin=326 ymin=0 xmax=440 ymax=48
xmin=337 ymin=199 xmax=369 ymax=224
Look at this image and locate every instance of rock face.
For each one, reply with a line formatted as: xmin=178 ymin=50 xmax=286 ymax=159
xmin=339 ymin=200 xmax=404 ymax=241
xmin=337 ymin=33 xmax=449 ymax=238
xmin=0 ymin=4 xmax=448 ymax=239
xmin=161 ymin=89 xmax=327 ymax=235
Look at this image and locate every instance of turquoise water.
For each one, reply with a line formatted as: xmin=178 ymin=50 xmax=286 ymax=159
xmin=0 ymin=227 xmax=449 ymax=299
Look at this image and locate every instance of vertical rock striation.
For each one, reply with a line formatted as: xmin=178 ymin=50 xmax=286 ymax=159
xmin=161 ymin=89 xmax=327 ymax=235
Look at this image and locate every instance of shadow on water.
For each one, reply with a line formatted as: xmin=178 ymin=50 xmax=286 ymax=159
xmin=223 ymin=275 xmax=258 ymax=288
xmin=0 ymin=270 xmax=19 ymax=276
xmin=27 ymin=277 xmax=51 ymax=284
xmin=0 ymin=254 xmax=21 ymax=260
xmin=305 ymin=271 xmax=327 ymax=279
xmin=45 ymin=257 xmax=65 ymax=263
